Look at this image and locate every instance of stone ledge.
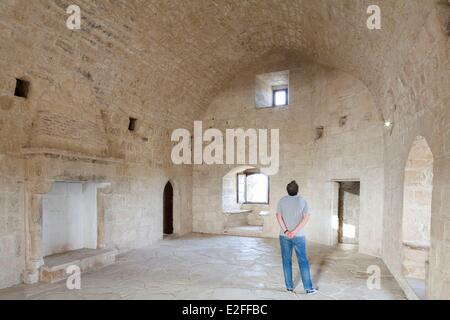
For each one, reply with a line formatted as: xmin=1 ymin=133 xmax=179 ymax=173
xmin=402 ymin=241 xmax=430 ymax=251
xmin=223 ymin=210 xmax=252 ymax=215
xmin=40 ymin=248 xmax=118 ymax=284
xmin=224 ymin=226 xmax=263 ymax=237
xmin=21 ymin=147 xmax=125 ymax=164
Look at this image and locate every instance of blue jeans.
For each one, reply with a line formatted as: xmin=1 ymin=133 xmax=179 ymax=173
xmin=279 ymin=235 xmax=314 ymax=291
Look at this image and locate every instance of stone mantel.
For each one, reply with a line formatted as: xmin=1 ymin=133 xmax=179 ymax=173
xmin=21 ymin=147 xmax=125 ymax=164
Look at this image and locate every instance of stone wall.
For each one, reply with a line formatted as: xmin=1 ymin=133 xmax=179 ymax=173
xmin=376 ymin=8 xmax=450 ymax=299
xmin=0 ymin=0 xmax=193 ymax=289
xmin=0 ymin=154 xmax=192 ymax=289
xmin=0 ymin=0 xmax=449 ymax=298
xmin=193 ymin=54 xmax=385 ymax=256
xmin=0 ymin=155 xmax=25 ymax=289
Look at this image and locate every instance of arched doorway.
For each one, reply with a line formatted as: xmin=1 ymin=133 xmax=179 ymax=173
xmin=401 ymin=136 xmax=433 ymax=299
xmin=163 ymin=181 xmax=174 ymax=235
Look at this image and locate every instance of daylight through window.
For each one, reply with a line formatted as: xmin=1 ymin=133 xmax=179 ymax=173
xmin=237 ymin=172 xmax=269 ymax=204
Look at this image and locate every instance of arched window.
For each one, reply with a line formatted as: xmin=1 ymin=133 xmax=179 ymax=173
xmin=237 ymin=169 xmax=269 ymax=204
xmin=402 ymin=136 xmax=433 ymax=299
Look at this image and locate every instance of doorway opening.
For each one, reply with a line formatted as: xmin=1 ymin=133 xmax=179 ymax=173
xmin=336 ymin=181 xmax=360 ymax=245
xmin=401 ymin=136 xmax=433 ymax=299
xmin=163 ymin=181 xmax=174 ymax=235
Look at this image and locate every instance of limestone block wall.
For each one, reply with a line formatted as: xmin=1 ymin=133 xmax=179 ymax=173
xmin=0 ymin=0 xmax=193 ymax=289
xmin=377 ymin=8 xmax=450 ymax=299
xmin=0 ymin=155 xmax=25 ymax=290
xmin=0 ymin=152 xmax=192 ymax=290
xmin=0 ymin=0 xmax=448 ymax=299
xmin=193 ymin=54 xmax=385 ymax=256
xmin=222 ymin=169 xmax=241 ymax=213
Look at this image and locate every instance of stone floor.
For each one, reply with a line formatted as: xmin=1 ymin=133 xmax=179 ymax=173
xmin=405 ymin=278 xmax=426 ymax=300
xmin=0 ymin=233 xmax=406 ymax=300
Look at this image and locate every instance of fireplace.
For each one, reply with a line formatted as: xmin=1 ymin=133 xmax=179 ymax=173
xmin=37 ymin=180 xmax=116 ymax=283
xmin=42 ymin=182 xmax=99 ymax=257
xmin=21 ymin=147 xmax=124 ymax=284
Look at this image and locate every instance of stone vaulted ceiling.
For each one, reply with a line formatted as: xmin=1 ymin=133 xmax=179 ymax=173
xmin=89 ymin=0 xmax=443 ymax=119
xmin=2 ymin=0 xmax=448 ymax=128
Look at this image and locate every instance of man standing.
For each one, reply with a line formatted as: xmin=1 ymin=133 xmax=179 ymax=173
xmin=276 ymin=181 xmax=317 ymax=295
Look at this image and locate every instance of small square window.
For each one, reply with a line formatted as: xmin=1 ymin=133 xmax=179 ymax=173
xmin=273 ymin=89 xmax=288 ymax=106
xmin=128 ymin=118 xmax=137 ymax=131
xmin=255 ymin=70 xmax=289 ymax=108
xmin=14 ymin=78 xmax=30 ymax=98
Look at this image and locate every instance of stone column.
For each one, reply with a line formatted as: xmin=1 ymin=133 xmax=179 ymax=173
xmin=428 ymin=156 xmax=450 ymax=299
xmin=97 ymin=183 xmax=112 ymax=249
xmin=22 ymin=158 xmax=53 ymax=284
xmin=23 ymin=194 xmax=44 ymax=284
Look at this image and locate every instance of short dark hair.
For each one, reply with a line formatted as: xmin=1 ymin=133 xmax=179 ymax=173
xmin=287 ymin=181 xmax=299 ymax=196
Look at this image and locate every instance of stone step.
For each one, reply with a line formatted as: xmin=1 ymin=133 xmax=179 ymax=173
xmin=39 ymin=248 xmax=117 ymax=283
xmin=225 ymin=213 xmax=249 ymax=227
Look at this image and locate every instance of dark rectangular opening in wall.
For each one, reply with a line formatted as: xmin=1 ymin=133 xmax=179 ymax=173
xmin=315 ymin=126 xmax=324 ymax=140
xmin=128 ymin=118 xmax=137 ymax=131
xmin=337 ymin=181 xmax=360 ymax=245
xmin=14 ymin=78 xmax=30 ymax=98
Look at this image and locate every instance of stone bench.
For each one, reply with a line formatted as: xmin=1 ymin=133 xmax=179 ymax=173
xmin=40 ymin=248 xmax=117 ymax=283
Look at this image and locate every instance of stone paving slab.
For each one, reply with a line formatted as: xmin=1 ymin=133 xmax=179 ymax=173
xmin=0 ymin=233 xmax=406 ymax=300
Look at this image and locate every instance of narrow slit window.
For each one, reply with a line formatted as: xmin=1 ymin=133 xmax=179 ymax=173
xmin=128 ymin=118 xmax=137 ymax=131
